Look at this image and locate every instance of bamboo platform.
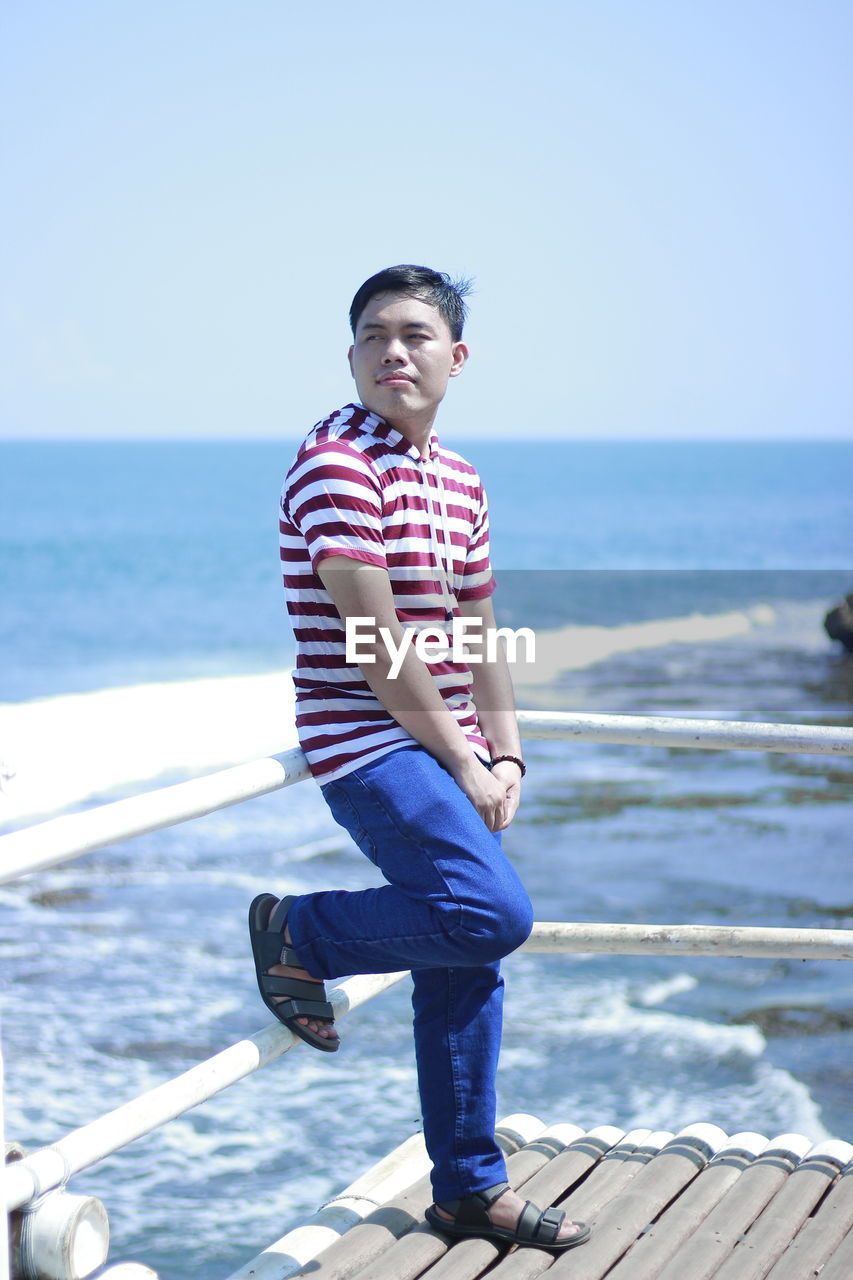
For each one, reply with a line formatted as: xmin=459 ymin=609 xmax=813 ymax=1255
xmin=229 ymin=1115 xmax=853 ymax=1280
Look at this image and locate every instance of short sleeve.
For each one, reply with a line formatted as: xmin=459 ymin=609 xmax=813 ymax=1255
xmin=283 ymin=443 xmax=386 ymax=570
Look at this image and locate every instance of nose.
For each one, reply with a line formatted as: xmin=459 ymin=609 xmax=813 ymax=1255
xmin=381 ymin=337 xmax=407 ymax=364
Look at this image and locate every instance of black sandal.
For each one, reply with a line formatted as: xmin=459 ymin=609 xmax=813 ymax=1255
xmin=248 ymin=894 xmax=339 ymax=1053
xmin=425 ymin=1181 xmax=590 ymax=1252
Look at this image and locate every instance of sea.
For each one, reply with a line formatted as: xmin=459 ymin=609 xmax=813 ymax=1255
xmin=1 ymin=438 xmax=852 ymax=1279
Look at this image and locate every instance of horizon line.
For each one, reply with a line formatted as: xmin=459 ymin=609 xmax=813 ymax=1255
xmin=2 ymin=434 xmax=852 ymax=445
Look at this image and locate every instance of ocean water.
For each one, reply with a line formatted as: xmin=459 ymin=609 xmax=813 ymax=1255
xmin=1 ymin=439 xmax=852 ymax=1279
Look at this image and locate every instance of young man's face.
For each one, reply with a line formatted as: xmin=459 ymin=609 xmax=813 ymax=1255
xmin=348 ymin=293 xmax=468 ymax=439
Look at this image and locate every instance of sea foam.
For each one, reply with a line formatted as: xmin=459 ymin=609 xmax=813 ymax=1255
xmin=0 ymin=604 xmax=779 ymax=827
xmin=0 ymin=672 xmax=298 ymax=825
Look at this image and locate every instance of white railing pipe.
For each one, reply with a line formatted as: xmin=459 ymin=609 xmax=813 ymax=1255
xmin=523 ymin=921 xmax=853 ymax=961
xmin=517 ymin=710 xmax=853 ymax=756
xmin=222 ymin=1130 xmax=433 ymax=1280
xmin=4 ymin=970 xmax=407 ymax=1214
xmin=3 ymin=712 xmax=852 ymax=887
xmin=7 ymin=917 xmax=852 ymax=1214
xmin=17 ymin=1188 xmax=110 ymax=1280
xmin=0 ymin=748 xmax=309 ymax=884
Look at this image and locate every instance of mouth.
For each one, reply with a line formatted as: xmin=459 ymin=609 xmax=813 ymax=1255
xmin=378 ymin=373 xmax=414 ymax=386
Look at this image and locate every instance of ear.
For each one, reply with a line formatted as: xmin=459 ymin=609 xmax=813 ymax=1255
xmin=347 ymin=345 xmax=355 ymax=377
xmin=449 ymin=341 xmax=469 ymax=378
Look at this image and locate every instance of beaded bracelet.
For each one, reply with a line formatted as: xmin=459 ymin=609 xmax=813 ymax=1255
xmin=490 ymin=754 xmax=527 ymax=777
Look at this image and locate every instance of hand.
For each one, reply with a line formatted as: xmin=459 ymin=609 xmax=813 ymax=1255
xmin=490 ymin=760 xmax=522 ymax=830
xmin=452 ymin=757 xmax=510 ymax=832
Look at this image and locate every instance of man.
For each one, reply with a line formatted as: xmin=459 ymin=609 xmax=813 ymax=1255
xmin=248 ymin=265 xmax=589 ymax=1252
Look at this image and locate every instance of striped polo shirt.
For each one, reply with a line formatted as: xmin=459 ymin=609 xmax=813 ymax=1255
xmin=280 ymin=402 xmax=496 ymax=782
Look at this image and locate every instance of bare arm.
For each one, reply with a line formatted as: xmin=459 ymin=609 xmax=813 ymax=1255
xmin=459 ymin=594 xmax=524 ymax=829
xmin=317 ymin=556 xmax=510 ymax=830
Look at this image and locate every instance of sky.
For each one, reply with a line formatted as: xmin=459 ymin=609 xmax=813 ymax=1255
xmin=3 ymin=1 xmax=852 ymax=441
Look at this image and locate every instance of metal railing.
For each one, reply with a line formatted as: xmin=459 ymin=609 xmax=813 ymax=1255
xmin=4 ymin=970 xmax=409 ymax=1215
xmin=2 ymin=709 xmax=852 ymax=1278
xmin=2 ymin=710 xmax=852 ymax=886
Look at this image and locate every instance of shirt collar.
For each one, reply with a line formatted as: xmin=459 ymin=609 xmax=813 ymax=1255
xmin=353 ymin=403 xmax=440 ymax=461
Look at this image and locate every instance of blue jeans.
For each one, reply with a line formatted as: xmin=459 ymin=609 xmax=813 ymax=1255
xmin=286 ymin=746 xmax=534 ymax=1201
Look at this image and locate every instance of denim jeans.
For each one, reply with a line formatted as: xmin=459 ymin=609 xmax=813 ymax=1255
xmin=286 ymin=745 xmax=534 ymax=1201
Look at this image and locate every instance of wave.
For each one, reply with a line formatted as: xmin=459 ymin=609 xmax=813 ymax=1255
xmin=503 ymin=968 xmax=830 ymax=1144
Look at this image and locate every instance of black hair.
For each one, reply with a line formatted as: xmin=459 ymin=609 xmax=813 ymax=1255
xmin=349 ymin=265 xmax=472 ymax=342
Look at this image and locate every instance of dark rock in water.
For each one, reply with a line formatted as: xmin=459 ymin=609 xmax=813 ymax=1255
xmin=824 ymin=592 xmax=853 ymax=653
xmin=732 ymin=1004 xmax=853 ymax=1037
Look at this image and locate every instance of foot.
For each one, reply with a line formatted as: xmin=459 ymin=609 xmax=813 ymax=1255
xmin=266 ymin=905 xmax=339 ymax=1046
xmin=433 ymin=1187 xmax=585 ymax=1244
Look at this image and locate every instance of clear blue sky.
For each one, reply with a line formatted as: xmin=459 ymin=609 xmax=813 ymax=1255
xmin=3 ymin=2 xmax=852 ymax=440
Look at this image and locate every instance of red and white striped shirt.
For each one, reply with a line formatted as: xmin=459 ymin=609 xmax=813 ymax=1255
xmin=280 ymin=403 xmax=496 ymax=782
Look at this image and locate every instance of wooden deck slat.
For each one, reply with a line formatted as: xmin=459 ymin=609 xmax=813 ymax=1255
xmin=653 ymin=1135 xmax=812 ymax=1280
xmin=412 ymin=1128 xmax=587 ymax=1280
xmin=814 ymin=1218 xmax=853 ymax=1280
xmin=288 ymin=1117 xmax=542 ymax=1280
xmin=551 ymin=1129 xmax=668 ymax=1223
xmin=485 ymin=1130 xmax=669 ymax=1280
xmin=549 ymin=1125 xmax=725 ymax=1279
xmin=504 ymin=1126 xmax=627 ymax=1213
xmin=712 ymin=1142 xmax=853 ymax=1280
xmin=346 ymin=1219 xmax=445 ymax=1280
xmin=605 ymin=1132 xmax=769 ymax=1280
xmin=343 ymin=1124 xmax=582 ymax=1280
xmin=418 ymin=1126 xmax=625 ymax=1280
xmin=763 ymin=1160 xmax=853 ymax=1280
xmin=278 ymin=1119 xmax=851 ymax=1280
xmin=294 ymin=1172 xmax=435 ymax=1280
